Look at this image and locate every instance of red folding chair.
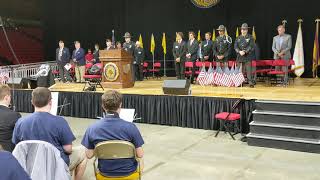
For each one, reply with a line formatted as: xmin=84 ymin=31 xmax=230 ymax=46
xmin=214 ymin=99 xmax=243 ymax=140
xmin=149 ymin=62 xmax=161 ymax=79
xmin=142 ymin=62 xmax=149 ymax=79
xmin=267 ymin=60 xmax=288 ymax=86
xmin=83 ymin=63 xmax=104 ymax=91
xmin=195 ymin=61 xmax=204 ymax=75
xmin=184 ymin=61 xmax=194 ymax=77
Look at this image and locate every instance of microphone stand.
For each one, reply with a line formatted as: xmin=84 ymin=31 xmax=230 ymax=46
xmin=57 ymin=97 xmax=71 ymax=116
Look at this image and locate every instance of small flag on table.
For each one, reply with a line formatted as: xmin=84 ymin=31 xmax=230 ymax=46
xmin=205 ymin=63 xmax=215 ymax=85
xmin=221 ymin=67 xmax=233 ymax=87
xmin=197 ymin=66 xmax=207 ymax=86
xmin=232 ymin=65 xmax=245 ymax=87
xmin=214 ymin=66 xmax=224 ymax=86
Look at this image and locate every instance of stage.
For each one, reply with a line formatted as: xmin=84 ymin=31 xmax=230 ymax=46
xmin=13 ymin=78 xmax=320 ymax=135
xmin=49 ymin=77 xmax=320 ymax=102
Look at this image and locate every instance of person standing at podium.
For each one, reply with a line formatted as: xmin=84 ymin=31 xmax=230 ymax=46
xmin=172 ymin=32 xmax=187 ymax=79
xmin=133 ymin=41 xmax=145 ymax=81
xmin=123 ymin=32 xmax=135 ymax=55
xmin=72 ymin=41 xmax=86 ymax=83
xmin=105 ymin=39 xmax=114 ymax=51
xmin=116 ymin=41 xmax=122 ymax=49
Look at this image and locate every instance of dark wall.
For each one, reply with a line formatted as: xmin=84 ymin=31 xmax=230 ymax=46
xmin=43 ymin=0 xmax=320 ymax=77
xmin=0 ymin=0 xmax=42 ymax=20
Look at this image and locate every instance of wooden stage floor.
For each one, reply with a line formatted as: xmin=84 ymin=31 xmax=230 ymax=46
xmin=49 ymin=78 xmax=320 ymax=102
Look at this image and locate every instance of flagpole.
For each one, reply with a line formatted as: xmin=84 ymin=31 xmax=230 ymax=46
xmin=153 ymin=53 xmax=155 ymax=77
xmin=315 ymin=19 xmax=320 ymax=78
xmin=164 ymin=54 xmax=166 ymax=77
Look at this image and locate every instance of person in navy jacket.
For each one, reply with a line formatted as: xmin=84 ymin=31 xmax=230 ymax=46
xmin=56 ymin=40 xmax=72 ymax=82
xmin=72 ymin=41 xmax=86 ymax=83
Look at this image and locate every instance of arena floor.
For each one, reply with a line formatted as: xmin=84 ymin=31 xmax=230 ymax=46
xmin=55 ymin=115 xmax=320 ymax=180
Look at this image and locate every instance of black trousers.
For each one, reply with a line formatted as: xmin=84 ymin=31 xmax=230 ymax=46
xmin=237 ymin=61 xmax=256 ymax=85
xmin=175 ymin=62 xmax=185 ymax=79
xmin=58 ymin=64 xmax=72 ymax=82
xmin=133 ymin=64 xmax=143 ymax=81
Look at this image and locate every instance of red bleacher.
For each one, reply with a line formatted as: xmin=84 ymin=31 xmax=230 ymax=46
xmin=0 ymin=27 xmax=44 ymax=65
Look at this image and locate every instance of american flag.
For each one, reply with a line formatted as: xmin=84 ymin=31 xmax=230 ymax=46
xmin=0 ymin=68 xmax=9 ymax=84
xmin=205 ymin=63 xmax=215 ymax=85
xmin=214 ymin=66 xmax=224 ymax=86
xmin=220 ymin=67 xmax=234 ymax=87
xmin=232 ymin=65 xmax=245 ymax=87
xmin=197 ymin=66 xmax=207 ymax=86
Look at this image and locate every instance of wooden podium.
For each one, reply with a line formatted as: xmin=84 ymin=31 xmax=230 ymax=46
xmin=99 ymin=49 xmax=134 ymax=89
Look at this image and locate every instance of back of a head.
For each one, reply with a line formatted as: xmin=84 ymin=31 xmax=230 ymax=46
xmin=32 ymin=87 xmax=52 ymax=108
xmin=0 ymin=84 xmax=10 ymax=101
xmin=101 ymin=90 xmax=122 ymax=113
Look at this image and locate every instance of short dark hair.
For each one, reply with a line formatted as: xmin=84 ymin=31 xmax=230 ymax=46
xmin=95 ymin=43 xmax=99 ymax=47
xmin=0 ymin=84 xmax=10 ymax=101
xmin=189 ymin=31 xmax=195 ymax=36
xmin=74 ymin=41 xmax=80 ymax=44
xmin=32 ymin=87 xmax=52 ymax=108
xmin=101 ymin=90 xmax=122 ymax=113
xmin=116 ymin=41 xmax=121 ymax=45
xmin=205 ymin=32 xmax=211 ymax=36
xmin=59 ymin=40 xmax=64 ymax=43
xmin=177 ymin=32 xmax=184 ymax=39
xmin=106 ymin=39 xmax=111 ymax=42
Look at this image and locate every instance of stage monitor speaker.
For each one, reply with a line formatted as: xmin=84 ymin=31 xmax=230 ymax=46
xmin=162 ymin=80 xmax=191 ymax=95
xmin=6 ymin=78 xmax=28 ymax=89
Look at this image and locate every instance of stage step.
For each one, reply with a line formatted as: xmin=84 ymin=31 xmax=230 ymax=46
xmin=247 ymin=133 xmax=320 ymax=153
xmin=250 ymin=121 xmax=320 ymax=139
xmin=247 ymin=100 xmax=320 ymax=153
xmin=255 ymin=100 xmax=320 ymax=114
xmin=253 ymin=110 xmax=320 ymax=126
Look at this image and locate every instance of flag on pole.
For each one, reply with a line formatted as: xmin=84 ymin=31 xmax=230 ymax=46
xmin=197 ymin=66 xmax=207 ymax=86
xmin=139 ymin=34 xmax=144 ymax=48
xmin=221 ymin=67 xmax=233 ymax=87
xmin=197 ymin=30 xmax=201 ymax=41
xmin=162 ymin=33 xmax=167 ymax=55
xmin=252 ymin=26 xmax=257 ymax=42
xmin=212 ymin=29 xmax=216 ymax=41
xmin=150 ymin=33 xmax=155 ymax=55
xmin=313 ymin=21 xmax=320 ymax=78
xmin=205 ymin=63 xmax=215 ymax=85
xmin=236 ymin=27 xmax=239 ymax=38
xmin=214 ymin=66 xmax=224 ymax=86
xmin=292 ymin=20 xmax=304 ymax=77
xmin=225 ymin=27 xmax=228 ymax=37
xmin=232 ymin=66 xmax=245 ymax=87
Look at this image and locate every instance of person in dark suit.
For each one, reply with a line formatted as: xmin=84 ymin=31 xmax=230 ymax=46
xmin=0 ymin=85 xmax=21 ymax=152
xmin=234 ymin=23 xmax=255 ymax=87
xmin=213 ymin=25 xmax=232 ymax=68
xmin=56 ymin=40 xmax=72 ymax=83
xmin=172 ymin=32 xmax=187 ymax=79
xmin=93 ymin=44 xmax=100 ymax=64
xmin=201 ymin=32 xmax=213 ymax=62
xmin=186 ymin=31 xmax=199 ymax=83
xmin=123 ymin=32 xmax=135 ymax=55
xmin=72 ymin=41 xmax=86 ymax=83
xmin=133 ymin=41 xmax=145 ymax=81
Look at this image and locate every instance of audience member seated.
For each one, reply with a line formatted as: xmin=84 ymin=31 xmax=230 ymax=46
xmin=12 ymin=87 xmax=87 ymax=180
xmin=0 ymin=85 xmax=21 ymax=152
xmin=82 ymin=90 xmax=145 ymax=177
xmin=85 ymin=49 xmax=94 ymax=64
xmin=0 ymin=145 xmax=31 ymax=180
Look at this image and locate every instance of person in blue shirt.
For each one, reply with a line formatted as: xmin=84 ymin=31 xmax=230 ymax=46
xmin=82 ymin=90 xmax=145 ymax=177
xmin=12 ymin=87 xmax=87 ymax=180
xmin=0 ymin=148 xmax=31 ymax=180
xmin=72 ymin=41 xmax=86 ymax=83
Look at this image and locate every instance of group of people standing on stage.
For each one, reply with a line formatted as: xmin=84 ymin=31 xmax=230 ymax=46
xmin=173 ymin=23 xmax=292 ymax=88
xmin=55 ymin=32 xmax=145 ymax=83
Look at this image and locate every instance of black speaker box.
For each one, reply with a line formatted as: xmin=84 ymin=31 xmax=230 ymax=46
xmin=162 ymin=80 xmax=191 ymax=95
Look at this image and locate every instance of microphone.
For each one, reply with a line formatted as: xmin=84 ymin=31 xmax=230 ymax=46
xmin=112 ymin=29 xmax=115 ymax=48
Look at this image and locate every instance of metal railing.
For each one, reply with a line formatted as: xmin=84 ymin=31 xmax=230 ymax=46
xmin=0 ymin=61 xmax=58 ymax=83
